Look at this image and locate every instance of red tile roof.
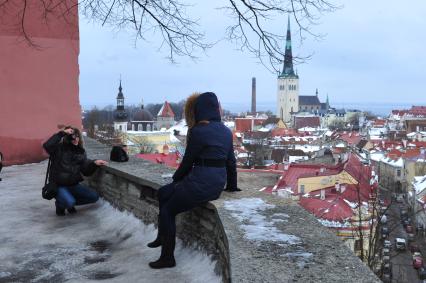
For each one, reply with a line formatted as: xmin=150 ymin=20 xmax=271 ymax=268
xmin=157 ymin=101 xmax=175 ymax=117
xmin=336 ymin=131 xmax=362 ymax=146
xmin=344 ymin=154 xmax=373 ymax=187
xmin=235 ymin=118 xmax=267 ymax=132
xmin=271 ymin=128 xmax=298 ymax=137
xmin=299 ymin=196 xmax=354 ymax=222
xmin=136 ymin=152 xmax=179 ymax=168
xmin=294 ymin=116 xmax=320 ymax=130
xmin=410 ymin=106 xmax=426 ymax=116
xmin=274 ymin=163 xmax=342 ymax=193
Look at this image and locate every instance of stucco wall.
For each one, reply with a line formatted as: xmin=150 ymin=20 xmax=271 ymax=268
xmin=0 ymin=1 xmax=81 ymax=165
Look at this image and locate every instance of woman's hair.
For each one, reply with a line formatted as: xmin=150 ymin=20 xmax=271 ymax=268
xmin=184 ymin=92 xmax=200 ymax=130
xmin=72 ymin=128 xmax=84 ymax=148
xmin=64 ymin=126 xmax=84 ymax=148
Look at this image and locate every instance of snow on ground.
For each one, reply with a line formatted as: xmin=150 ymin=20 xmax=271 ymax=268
xmin=0 ymin=162 xmax=220 ymax=283
xmin=223 ymin=198 xmax=300 ymax=245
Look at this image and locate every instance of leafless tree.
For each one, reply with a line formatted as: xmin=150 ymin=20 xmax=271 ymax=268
xmin=0 ymin=0 xmax=339 ymax=71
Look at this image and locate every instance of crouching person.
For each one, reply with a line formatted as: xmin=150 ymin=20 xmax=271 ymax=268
xmin=43 ymin=126 xmax=108 ymax=216
xmin=147 ymin=92 xmax=238 ymax=269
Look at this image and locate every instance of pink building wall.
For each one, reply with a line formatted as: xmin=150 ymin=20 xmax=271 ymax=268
xmin=0 ymin=1 xmax=81 ymax=165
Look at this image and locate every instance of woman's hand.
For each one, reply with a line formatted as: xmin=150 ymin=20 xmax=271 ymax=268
xmin=63 ymin=128 xmax=74 ymax=135
xmin=94 ymin=160 xmax=108 ymax=166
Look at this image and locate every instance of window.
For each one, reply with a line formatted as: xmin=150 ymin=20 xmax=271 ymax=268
xmin=300 ymin=184 xmax=305 ymax=194
xmin=396 ymin=169 xmax=401 ymax=177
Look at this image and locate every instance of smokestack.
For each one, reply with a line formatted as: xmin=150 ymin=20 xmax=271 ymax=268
xmin=251 ymin=77 xmax=256 ymax=114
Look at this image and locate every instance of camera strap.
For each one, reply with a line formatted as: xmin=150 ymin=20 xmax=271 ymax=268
xmin=45 ymin=157 xmax=51 ymax=185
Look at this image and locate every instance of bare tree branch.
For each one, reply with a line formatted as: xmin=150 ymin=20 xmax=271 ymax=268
xmin=4 ymin=0 xmax=340 ymax=71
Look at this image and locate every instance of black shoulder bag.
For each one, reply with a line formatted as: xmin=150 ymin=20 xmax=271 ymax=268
xmin=42 ymin=158 xmax=57 ymax=200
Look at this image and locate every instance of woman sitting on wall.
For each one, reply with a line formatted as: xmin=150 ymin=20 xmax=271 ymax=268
xmin=43 ymin=126 xmax=108 ymax=216
xmin=147 ymin=92 xmax=239 ymax=269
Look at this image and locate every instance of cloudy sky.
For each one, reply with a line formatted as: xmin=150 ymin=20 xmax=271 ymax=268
xmin=78 ymin=0 xmax=426 ymax=114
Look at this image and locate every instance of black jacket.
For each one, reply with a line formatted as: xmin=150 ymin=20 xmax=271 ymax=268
xmin=43 ymin=131 xmax=97 ymax=186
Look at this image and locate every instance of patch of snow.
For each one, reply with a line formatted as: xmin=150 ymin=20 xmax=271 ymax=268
xmin=0 ymin=162 xmax=220 ymax=283
xmin=223 ymin=198 xmax=300 ymax=245
xmin=284 ymin=252 xmax=313 ymax=268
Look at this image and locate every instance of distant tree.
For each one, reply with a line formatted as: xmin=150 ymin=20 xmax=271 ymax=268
xmin=84 ymin=106 xmax=101 ymax=137
xmin=364 ymin=111 xmax=377 ymax=121
xmin=146 ymin=103 xmax=163 ymax=118
xmin=328 ymin=119 xmax=345 ymax=131
xmin=5 ymin=0 xmax=339 ymax=72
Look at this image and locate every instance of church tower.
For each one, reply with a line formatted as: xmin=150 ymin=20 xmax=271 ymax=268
xmin=113 ymin=79 xmax=129 ymax=132
xmin=277 ymin=16 xmax=299 ymax=123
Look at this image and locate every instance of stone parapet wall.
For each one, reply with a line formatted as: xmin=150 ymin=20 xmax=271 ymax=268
xmin=84 ymin=138 xmax=230 ymax=281
xmin=84 ymin=137 xmax=380 ymax=283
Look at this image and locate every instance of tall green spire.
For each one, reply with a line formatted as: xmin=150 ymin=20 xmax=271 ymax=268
xmin=279 ymin=15 xmax=297 ymax=78
xmin=326 ymin=93 xmax=330 ymax=110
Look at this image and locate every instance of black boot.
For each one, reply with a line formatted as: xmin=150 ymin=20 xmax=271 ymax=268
xmin=147 ymin=235 xmax=162 ymax=248
xmin=56 ymin=206 xmax=65 ymax=216
xmin=67 ymin=206 xmax=77 ymax=214
xmin=147 ymin=215 xmax=161 ymax=248
xmin=149 ymin=236 xmax=176 ymax=269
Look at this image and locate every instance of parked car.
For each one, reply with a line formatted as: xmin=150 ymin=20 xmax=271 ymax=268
xmin=403 ymin=219 xmax=411 ymax=228
xmin=382 ymin=248 xmax=390 ymax=257
xmin=419 ymin=266 xmax=426 ymax=280
xmin=381 ymin=227 xmax=390 ymax=239
xmin=395 ymin=238 xmax=407 ymax=250
xmin=408 ymin=233 xmax=415 ymax=242
xmin=413 ymin=252 xmax=422 ymax=260
xmin=380 ymin=214 xmax=388 ymax=224
xmin=410 ymin=243 xmax=420 ymax=253
xmin=382 ymin=272 xmax=391 ymax=283
xmin=413 ymin=257 xmax=423 ymax=269
xmin=406 ymin=224 xmax=414 ymax=233
xmin=396 ymin=194 xmax=404 ymax=203
xmin=382 ymin=255 xmax=391 ymax=263
xmin=384 ymin=240 xmax=392 ymax=249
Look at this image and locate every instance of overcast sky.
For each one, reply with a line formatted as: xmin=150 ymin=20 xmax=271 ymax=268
xmin=78 ymin=0 xmax=426 ymax=114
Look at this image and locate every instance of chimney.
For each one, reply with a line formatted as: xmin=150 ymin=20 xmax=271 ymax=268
xmin=284 ymin=162 xmax=290 ymax=171
xmin=320 ymin=189 xmax=325 ymax=200
xmin=251 ymin=77 xmax=256 ymax=114
xmin=162 ymin=144 xmax=169 ymax=155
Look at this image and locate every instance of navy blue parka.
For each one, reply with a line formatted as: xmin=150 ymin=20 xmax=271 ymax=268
xmin=156 ymin=92 xmax=237 ymax=252
xmin=172 ymin=92 xmax=237 ymax=199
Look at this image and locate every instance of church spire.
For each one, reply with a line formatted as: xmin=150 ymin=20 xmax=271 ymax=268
xmin=279 ymin=15 xmax=297 ymax=78
xmin=326 ymin=93 xmax=330 ymax=110
xmin=116 ymin=79 xmax=124 ymax=110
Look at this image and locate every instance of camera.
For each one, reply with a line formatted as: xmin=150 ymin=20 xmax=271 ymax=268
xmin=64 ymin=133 xmax=78 ymax=143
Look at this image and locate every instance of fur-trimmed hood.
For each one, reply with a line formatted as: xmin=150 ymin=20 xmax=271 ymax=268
xmin=184 ymin=92 xmax=221 ymax=129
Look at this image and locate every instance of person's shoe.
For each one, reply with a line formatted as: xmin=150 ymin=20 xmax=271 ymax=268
xmin=149 ymin=256 xmax=176 ymax=269
xmin=147 ymin=237 xmax=162 ymax=248
xmin=67 ymin=206 xmax=77 ymax=214
xmin=225 ymin=187 xmax=242 ymax=192
xmin=56 ymin=207 xmax=65 ymax=216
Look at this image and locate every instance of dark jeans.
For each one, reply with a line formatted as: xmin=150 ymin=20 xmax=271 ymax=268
xmin=158 ymin=183 xmax=199 ymax=241
xmin=55 ymin=183 xmax=99 ymax=209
